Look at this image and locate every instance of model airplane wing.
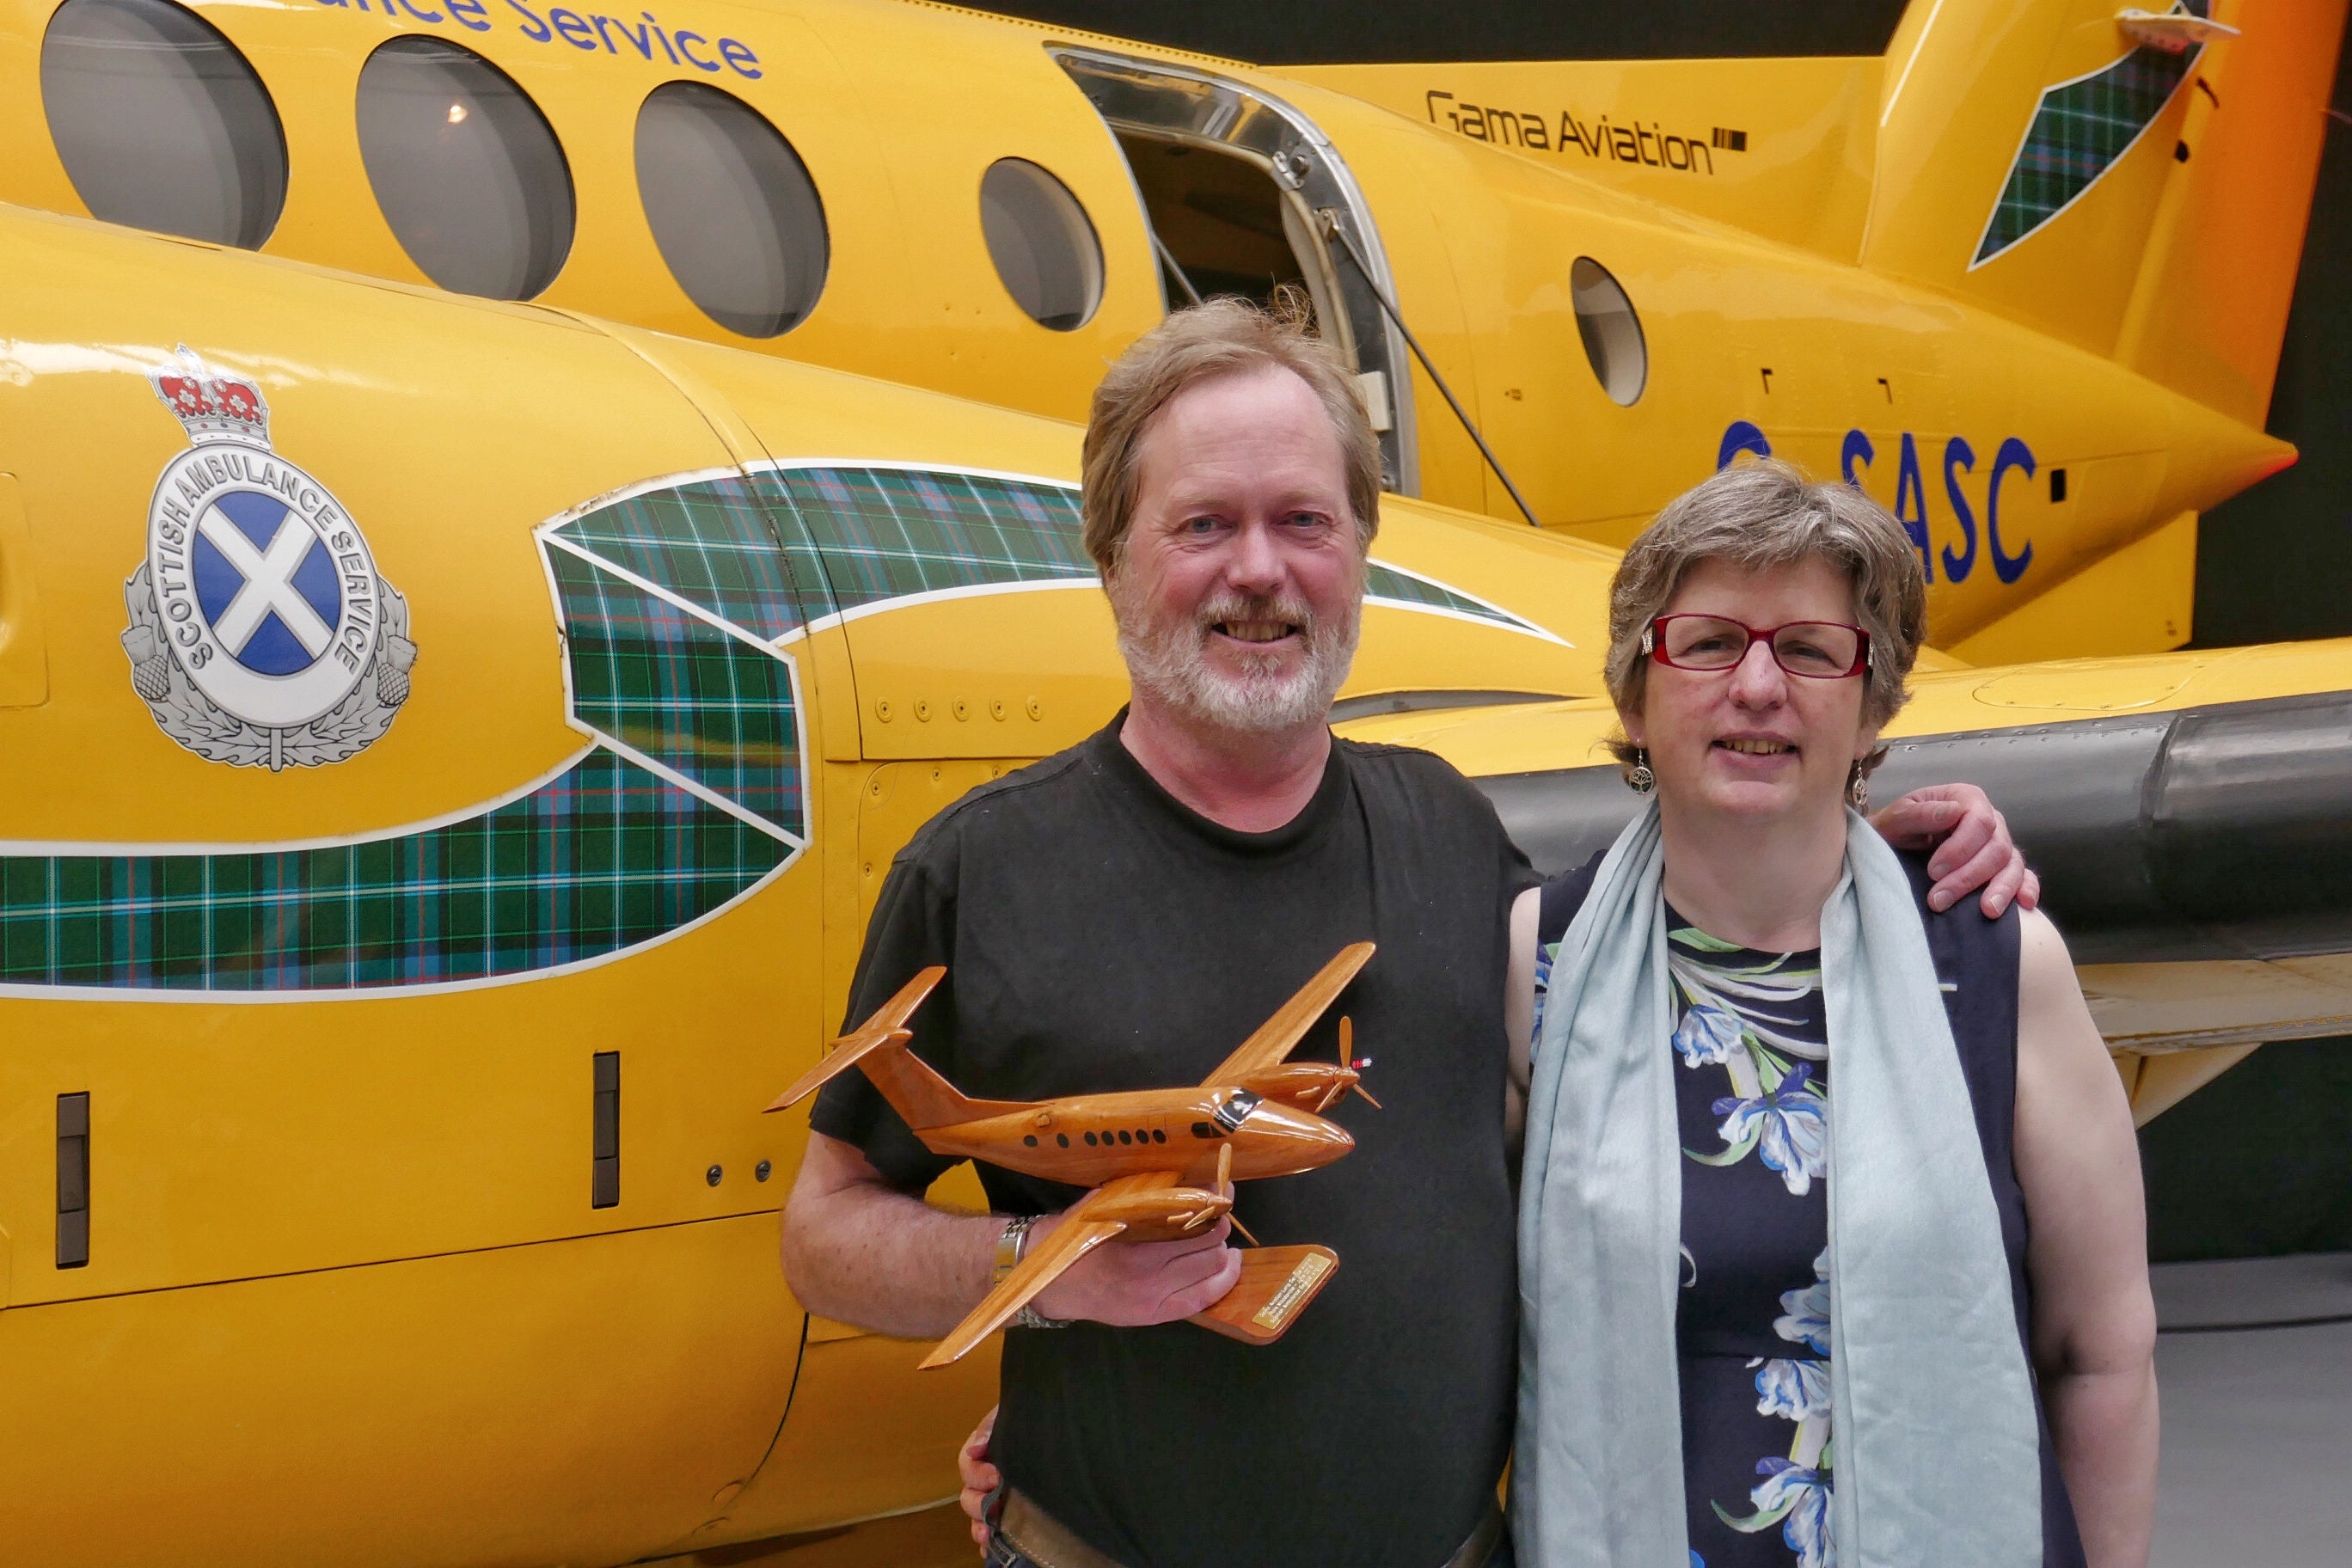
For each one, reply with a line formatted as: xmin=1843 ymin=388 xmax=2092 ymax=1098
xmin=1202 ymin=941 xmax=1375 ymax=1087
xmin=918 ymin=1170 xmax=1181 ymax=1369
xmin=763 ymin=966 xmax=946 ymax=1112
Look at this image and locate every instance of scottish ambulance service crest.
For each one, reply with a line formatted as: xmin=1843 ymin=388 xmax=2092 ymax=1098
xmin=122 ymin=347 xmax=415 ymax=769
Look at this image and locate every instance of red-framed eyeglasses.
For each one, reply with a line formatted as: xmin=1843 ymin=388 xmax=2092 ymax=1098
xmin=1643 ymin=615 xmax=1871 ymax=679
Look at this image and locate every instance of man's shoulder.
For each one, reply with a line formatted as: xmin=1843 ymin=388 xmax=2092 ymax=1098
xmin=1335 ymin=736 xmax=1504 ymax=823
xmin=894 ymin=739 xmax=1104 ymax=868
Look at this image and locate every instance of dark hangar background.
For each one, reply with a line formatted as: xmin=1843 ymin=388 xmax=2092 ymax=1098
xmin=973 ymin=1 xmax=2352 ymax=1261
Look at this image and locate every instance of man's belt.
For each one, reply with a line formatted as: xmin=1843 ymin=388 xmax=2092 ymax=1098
xmin=998 ymin=1486 xmax=1506 ymax=1568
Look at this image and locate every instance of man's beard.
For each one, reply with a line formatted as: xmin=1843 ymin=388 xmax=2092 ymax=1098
xmin=1112 ymin=579 xmax=1363 ymax=735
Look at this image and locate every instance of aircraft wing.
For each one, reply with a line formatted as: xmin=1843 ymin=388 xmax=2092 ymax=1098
xmin=1202 ymin=942 xmax=1375 ymax=1087
xmin=918 ymin=1171 xmax=1179 ymax=1369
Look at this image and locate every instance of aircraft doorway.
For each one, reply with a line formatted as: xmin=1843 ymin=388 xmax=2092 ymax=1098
xmin=1056 ymin=48 xmax=1420 ymax=496
xmin=1114 ymin=134 xmax=1347 ymax=341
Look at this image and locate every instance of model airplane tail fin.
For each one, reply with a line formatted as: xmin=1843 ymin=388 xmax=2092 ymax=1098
xmin=853 ymin=1044 xmax=1026 ymax=1132
xmin=1866 ymin=0 xmax=2343 ymax=420
xmin=764 ymin=965 xmax=1020 ymax=1131
xmin=763 ymin=1026 xmax=916 ymax=1115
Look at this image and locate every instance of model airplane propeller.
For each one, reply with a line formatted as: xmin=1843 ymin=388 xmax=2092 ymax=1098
xmin=766 ymin=942 xmax=1377 ymax=1368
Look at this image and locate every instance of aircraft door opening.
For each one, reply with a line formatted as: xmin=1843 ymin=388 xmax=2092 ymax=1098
xmin=1054 ymin=48 xmax=1419 ymax=497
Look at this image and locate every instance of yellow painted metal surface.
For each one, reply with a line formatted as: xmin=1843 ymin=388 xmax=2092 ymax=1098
xmin=1291 ymin=56 xmax=1886 ymax=264
xmin=0 ymin=1215 xmax=805 ymax=1566
xmin=2083 ymin=952 xmax=2352 ymax=1057
xmin=0 ymin=473 xmax=47 ymax=706
xmin=1951 ymin=510 xmax=2197 ymax=664
xmin=2121 ymin=1044 xmax=2263 ymax=1127
xmin=0 ymin=0 xmax=2338 ymax=663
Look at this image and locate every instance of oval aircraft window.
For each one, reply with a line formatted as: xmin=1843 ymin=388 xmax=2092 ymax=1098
xmin=356 ymin=38 xmax=574 ymax=301
xmin=40 ymin=0 xmax=287 ymax=249
xmin=634 ymin=82 xmax=829 ymax=338
xmin=1571 ymin=257 xmax=1647 ymax=407
xmin=980 ymin=158 xmax=1103 ymax=332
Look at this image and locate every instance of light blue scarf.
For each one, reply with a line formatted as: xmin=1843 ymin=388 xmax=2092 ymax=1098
xmin=1513 ymin=800 xmax=2043 ymax=1568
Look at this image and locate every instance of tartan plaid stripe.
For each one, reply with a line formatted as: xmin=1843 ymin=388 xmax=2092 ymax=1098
xmin=548 ymin=549 xmax=803 ymax=837
xmin=1 ymin=460 xmax=1283 ymax=992
xmin=1978 ymin=35 xmax=2198 ymax=263
xmin=1364 ymin=563 xmax=1534 ymax=633
xmin=0 ymin=751 xmax=786 ymax=990
xmin=553 ymin=479 xmax=810 ymax=640
xmin=758 ymin=467 xmax=1093 ymax=616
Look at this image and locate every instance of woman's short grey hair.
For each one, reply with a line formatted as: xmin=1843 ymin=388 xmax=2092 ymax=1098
xmin=1604 ymin=459 xmax=1926 ymax=768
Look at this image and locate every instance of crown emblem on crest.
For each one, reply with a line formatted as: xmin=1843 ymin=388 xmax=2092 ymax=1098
xmin=148 ymin=346 xmax=270 ymax=446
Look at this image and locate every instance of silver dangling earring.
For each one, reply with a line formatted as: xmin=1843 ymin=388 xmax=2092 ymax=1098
xmin=1628 ymin=748 xmax=1657 ymax=795
xmin=1849 ymin=762 xmax=1870 ymax=811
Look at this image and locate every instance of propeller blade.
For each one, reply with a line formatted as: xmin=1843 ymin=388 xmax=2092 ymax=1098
xmin=1214 ymin=1141 xmax=1256 ymax=1246
xmin=1339 ymin=1019 xmax=1379 ymax=1109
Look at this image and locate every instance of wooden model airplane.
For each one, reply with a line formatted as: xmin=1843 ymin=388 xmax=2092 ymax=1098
xmin=766 ymin=942 xmax=1379 ymax=1367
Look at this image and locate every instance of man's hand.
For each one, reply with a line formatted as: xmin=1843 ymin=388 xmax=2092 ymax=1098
xmin=1028 ymin=1213 xmax=1243 ymax=1325
xmin=1871 ymin=782 xmax=2040 ymax=916
xmin=959 ymin=1406 xmax=1000 ymax=1553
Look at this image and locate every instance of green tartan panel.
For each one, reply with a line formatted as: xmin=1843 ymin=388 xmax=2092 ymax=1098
xmin=1977 ymin=27 xmax=2201 ymax=264
xmin=0 ymin=751 xmax=786 ymax=990
xmin=1363 ymin=562 xmax=1541 ymax=635
xmin=548 ymin=548 xmax=803 ymax=837
xmin=551 ymin=479 xmax=812 ymax=640
xmin=758 ymin=466 xmax=1094 ymax=617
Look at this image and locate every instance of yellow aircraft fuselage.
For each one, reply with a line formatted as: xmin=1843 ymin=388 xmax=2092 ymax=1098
xmin=0 ymin=196 xmax=1617 ymax=1566
xmin=1 ymin=0 xmax=2332 ymax=662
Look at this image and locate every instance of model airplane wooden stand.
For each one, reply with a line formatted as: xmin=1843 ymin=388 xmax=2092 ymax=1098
xmin=767 ymin=943 xmax=1378 ymax=1368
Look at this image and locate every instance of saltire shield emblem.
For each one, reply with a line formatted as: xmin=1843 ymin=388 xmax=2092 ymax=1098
xmin=123 ymin=346 xmax=416 ymax=769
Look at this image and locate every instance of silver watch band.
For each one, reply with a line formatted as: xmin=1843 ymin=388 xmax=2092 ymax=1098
xmin=996 ymin=1214 xmax=1069 ymax=1330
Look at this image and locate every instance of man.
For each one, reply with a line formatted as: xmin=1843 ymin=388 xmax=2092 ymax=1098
xmin=782 ymin=301 xmax=2032 ymax=1568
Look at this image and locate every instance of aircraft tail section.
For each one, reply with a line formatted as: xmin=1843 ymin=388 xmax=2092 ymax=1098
xmin=2115 ymin=1 xmax=2349 ymax=425
xmin=1865 ymin=0 xmax=2344 ymax=406
xmin=764 ymin=966 xmax=1025 ymax=1131
xmin=852 ymin=1045 xmax=1029 ymax=1133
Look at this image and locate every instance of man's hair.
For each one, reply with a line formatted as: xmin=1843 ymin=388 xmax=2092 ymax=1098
xmin=1604 ymin=459 xmax=1926 ymax=766
xmin=1081 ymin=296 xmax=1382 ymax=577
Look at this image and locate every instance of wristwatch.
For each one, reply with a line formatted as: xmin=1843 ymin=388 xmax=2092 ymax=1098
xmin=994 ymin=1215 xmax=1069 ymax=1330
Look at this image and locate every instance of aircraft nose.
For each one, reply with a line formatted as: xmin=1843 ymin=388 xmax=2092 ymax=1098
xmin=1254 ymin=1099 xmax=1352 ymax=1165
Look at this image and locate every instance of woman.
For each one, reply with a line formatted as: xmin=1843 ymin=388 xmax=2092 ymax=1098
xmin=1507 ymin=461 xmax=2155 ymax=1568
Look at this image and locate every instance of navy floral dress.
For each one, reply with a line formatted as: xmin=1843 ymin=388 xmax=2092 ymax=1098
xmin=1530 ymin=853 xmax=2089 ymax=1568
xmin=1534 ymin=910 xmax=1837 ymax=1568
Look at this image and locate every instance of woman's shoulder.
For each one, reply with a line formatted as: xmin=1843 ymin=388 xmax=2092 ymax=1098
xmin=1890 ymin=847 xmax=2023 ymax=983
xmin=1533 ymin=851 xmax=1608 ymax=950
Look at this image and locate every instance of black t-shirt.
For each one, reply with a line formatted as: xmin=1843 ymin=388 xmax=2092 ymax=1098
xmin=812 ymin=716 xmax=1536 ymax=1568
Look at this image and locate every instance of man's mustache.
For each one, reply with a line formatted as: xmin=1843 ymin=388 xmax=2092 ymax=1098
xmin=1191 ymin=593 xmax=1320 ymax=640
